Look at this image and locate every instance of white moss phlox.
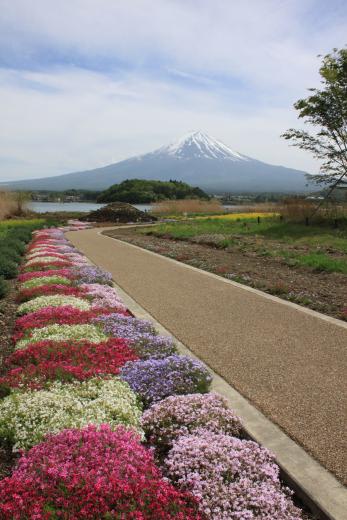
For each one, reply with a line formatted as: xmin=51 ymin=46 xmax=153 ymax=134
xmin=0 ymin=377 xmax=143 ymax=450
xmin=15 ymin=323 xmax=108 ymax=349
xmin=17 ymin=295 xmax=91 ymax=315
xmin=20 ymin=276 xmax=72 ymax=290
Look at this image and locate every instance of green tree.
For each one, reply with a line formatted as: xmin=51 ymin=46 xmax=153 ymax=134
xmin=97 ymin=179 xmax=210 ymax=204
xmin=282 ymin=47 xmax=347 ymax=199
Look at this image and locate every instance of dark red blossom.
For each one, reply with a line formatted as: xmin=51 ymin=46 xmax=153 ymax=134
xmin=21 ymin=261 xmax=73 ymax=272
xmin=0 ymin=425 xmax=202 ymax=519
xmin=16 ymin=284 xmax=87 ymax=303
xmin=18 ymin=269 xmax=77 ymax=283
xmin=1 ymin=338 xmax=138 ymax=389
xmin=26 ymin=252 xmax=67 ymax=261
xmin=13 ymin=306 xmax=127 ymax=341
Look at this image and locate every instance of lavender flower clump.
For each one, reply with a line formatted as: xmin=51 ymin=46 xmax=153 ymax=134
xmin=74 ymin=266 xmax=113 ymax=285
xmin=95 ymin=314 xmax=157 ymax=339
xmin=95 ymin=312 xmax=175 ymax=358
xmin=57 ymin=246 xmax=79 ymax=253
xmin=165 ymin=430 xmax=303 ymax=520
xmin=142 ymin=393 xmax=242 ymax=450
xmin=130 ymin=334 xmax=177 ymax=359
xmin=120 ymin=355 xmax=212 ymax=407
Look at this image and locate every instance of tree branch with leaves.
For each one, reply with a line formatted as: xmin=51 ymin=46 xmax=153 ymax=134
xmin=282 ymin=47 xmax=347 ymax=198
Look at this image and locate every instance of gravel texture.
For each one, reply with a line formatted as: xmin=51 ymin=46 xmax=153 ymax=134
xmin=68 ymin=227 xmax=347 ymax=485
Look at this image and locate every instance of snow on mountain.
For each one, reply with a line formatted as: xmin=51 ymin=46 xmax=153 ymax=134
xmin=153 ymin=131 xmax=248 ymax=161
xmin=1 ymin=131 xmax=314 ymax=193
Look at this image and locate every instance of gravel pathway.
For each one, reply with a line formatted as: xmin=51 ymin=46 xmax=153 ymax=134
xmin=67 ymin=227 xmax=347 ymax=484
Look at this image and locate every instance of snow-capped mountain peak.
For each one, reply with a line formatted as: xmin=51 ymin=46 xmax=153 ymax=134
xmin=1 ymin=130 xmax=312 ymax=193
xmin=154 ymin=131 xmax=248 ymax=161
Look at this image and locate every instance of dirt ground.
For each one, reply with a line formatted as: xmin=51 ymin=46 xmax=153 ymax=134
xmin=104 ymin=227 xmax=347 ymax=321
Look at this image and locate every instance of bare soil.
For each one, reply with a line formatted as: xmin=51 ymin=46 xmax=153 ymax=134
xmin=104 ymin=227 xmax=347 ymax=322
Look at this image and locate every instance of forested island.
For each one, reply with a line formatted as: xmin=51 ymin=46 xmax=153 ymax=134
xmin=97 ymin=179 xmax=210 ymax=203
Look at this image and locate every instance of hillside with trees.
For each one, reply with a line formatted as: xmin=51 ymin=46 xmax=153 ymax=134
xmin=97 ymin=179 xmax=210 ymax=203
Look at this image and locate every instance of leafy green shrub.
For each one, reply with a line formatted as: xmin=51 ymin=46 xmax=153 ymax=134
xmin=4 ymin=238 xmax=26 ymax=254
xmin=10 ymin=229 xmax=32 ymax=243
xmin=0 ymin=258 xmax=18 ymax=279
xmin=0 ymin=277 xmax=8 ymax=298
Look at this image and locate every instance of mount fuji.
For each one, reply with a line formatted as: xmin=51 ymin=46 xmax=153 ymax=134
xmin=2 ymin=131 xmax=313 ymax=193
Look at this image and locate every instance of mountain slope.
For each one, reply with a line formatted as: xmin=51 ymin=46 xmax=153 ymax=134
xmin=1 ymin=131 xmax=314 ymax=193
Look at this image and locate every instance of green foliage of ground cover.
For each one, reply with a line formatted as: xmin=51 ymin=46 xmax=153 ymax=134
xmin=0 ymin=246 xmax=21 ymax=263
xmin=0 ymin=257 xmax=19 ymax=279
xmin=0 ymin=219 xmax=48 ymax=287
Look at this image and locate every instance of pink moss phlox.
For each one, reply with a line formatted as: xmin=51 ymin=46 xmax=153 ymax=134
xmin=165 ymin=430 xmax=303 ymax=519
xmin=142 ymin=393 xmax=243 ymax=450
xmin=0 ymin=425 xmax=202 ymax=519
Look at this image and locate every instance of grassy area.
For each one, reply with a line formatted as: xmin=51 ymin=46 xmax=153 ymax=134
xmin=293 ymin=252 xmax=347 ymax=274
xmin=142 ymin=216 xmax=347 ymax=274
xmin=145 ymin=216 xmax=277 ymax=239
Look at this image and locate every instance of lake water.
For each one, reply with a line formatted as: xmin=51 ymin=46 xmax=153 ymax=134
xmin=28 ymin=202 xmax=153 ymax=213
xmin=28 ymin=201 xmax=244 ymax=214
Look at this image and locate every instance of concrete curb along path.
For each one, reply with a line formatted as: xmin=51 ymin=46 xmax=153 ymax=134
xmin=67 ymin=227 xmax=347 ymax=520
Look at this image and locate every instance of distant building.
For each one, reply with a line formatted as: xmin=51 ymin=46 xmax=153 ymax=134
xmin=64 ymin=195 xmax=81 ymax=202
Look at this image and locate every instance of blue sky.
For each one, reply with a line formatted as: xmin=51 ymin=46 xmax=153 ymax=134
xmin=0 ymin=0 xmax=346 ymax=181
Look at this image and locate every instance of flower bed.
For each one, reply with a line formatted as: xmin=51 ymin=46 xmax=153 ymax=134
xmin=142 ymin=393 xmax=242 ymax=451
xmin=121 ymin=355 xmax=212 ymax=407
xmin=16 ymin=283 xmax=86 ymax=303
xmin=0 ymin=224 xmax=304 ymax=519
xmin=75 ymin=265 xmax=113 ymax=285
xmin=19 ymin=275 xmax=72 ymax=289
xmin=13 ymin=305 xmax=123 ymax=342
xmin=17 ymin=268 xmax=77 ymax=283
xmin=17 ymin=294 xmax=91 ymax=314
xmin=0 ymin=338 xmax=138 ymax=390
xmin=165 ymin=430 xmax=302 ymax=519
xmin=21 ymin=260 xmax=73 ymax=272
xmin=0 ymin=377 xmax=142 ymax=450
xmin=15 ymin=323 xmax=108 ymax=349
xmin=0 ymin=425 xmax=201 ymax=519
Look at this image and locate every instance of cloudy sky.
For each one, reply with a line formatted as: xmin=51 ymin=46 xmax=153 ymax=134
xmin=0 ymin=0 xmax=346 ymax=181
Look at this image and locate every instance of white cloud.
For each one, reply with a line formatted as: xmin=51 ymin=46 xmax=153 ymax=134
xmin=0 ymin=0 xmax=346 ymax=181
xmin=2 ymin=0 xmax=344 ymax=90
xmin=0 ymin=66 xmax=317 ymax=180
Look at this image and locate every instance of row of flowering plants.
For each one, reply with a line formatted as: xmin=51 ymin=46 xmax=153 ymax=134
xmin=0 ymin=223 xmax=304 ymax=519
